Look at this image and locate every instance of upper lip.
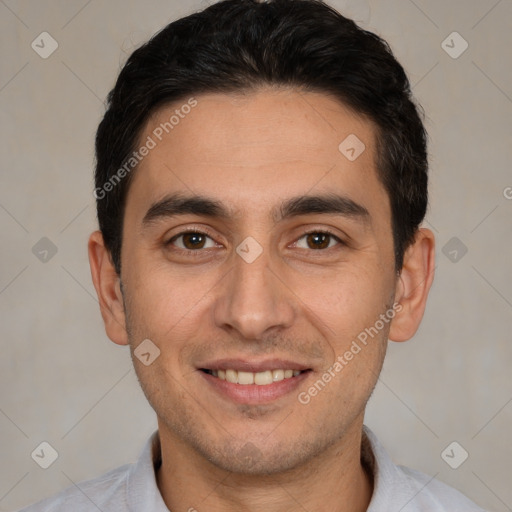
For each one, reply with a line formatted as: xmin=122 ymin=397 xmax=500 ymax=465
xmin=198 ymin=358 xmax=311 ymax=373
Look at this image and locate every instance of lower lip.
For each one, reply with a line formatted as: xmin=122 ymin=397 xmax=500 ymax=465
xmin=200 ymin=370 xmax=311 ymax=404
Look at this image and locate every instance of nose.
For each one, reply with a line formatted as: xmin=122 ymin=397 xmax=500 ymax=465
xmin=212 ymin=246 xmax=296 ymax=341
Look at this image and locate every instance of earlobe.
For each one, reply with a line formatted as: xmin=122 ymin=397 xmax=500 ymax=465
xmin=388 ymin=228 xmax=435 ymax=342
xmin=88 ymin=230 xmax=129 ymax=346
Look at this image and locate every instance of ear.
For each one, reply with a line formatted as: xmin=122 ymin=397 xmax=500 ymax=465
xmin=388 ymin=227 xmax=435 ymax=342
xmin=88 ymin=230 xmax=129 ymax=345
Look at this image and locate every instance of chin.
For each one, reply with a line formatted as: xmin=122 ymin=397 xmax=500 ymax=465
xmin=194 ymin=432 xmax=332 ymax=476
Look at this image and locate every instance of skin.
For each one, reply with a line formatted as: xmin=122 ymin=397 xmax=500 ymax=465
xmin=88 ymin=87 xmax=435 ymax=512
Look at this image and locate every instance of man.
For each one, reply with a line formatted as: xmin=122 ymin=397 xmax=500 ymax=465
xmin=21 ymin=0 xmax=486 ymax=510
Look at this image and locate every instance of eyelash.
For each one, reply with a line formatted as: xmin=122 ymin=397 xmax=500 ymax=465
xmin=296 ymin=229 xmax=344 ymax=250
xmin=165 ymin=228 xmax=344 ymax=253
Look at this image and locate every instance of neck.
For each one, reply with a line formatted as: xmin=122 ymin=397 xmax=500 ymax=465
xmin=156 ymin=418 xmax=373 ymax=512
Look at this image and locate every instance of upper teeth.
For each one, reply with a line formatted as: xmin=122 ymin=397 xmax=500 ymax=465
xmin=211 ymin=369 xmax=301 ymax=385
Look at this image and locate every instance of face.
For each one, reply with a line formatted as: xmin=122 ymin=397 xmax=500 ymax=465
xmin=117 ymin=88 xmax=399 ymax=474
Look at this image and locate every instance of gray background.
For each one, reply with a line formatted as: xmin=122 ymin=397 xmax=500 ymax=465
xmin=1 ymin=0 xmax=511 ymax=510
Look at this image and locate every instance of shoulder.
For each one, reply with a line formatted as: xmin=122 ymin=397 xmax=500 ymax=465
xmin=397 ymin=464 xmax=487 ymax=511
xmin=362 ymin=425 xmax=487 ymax=512
xmin=18 ymin=431 xmax=164 ymax=512
xmin=18 ymin=463 xmax=131 ymax=512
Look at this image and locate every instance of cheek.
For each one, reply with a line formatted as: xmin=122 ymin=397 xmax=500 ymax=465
xmin=125 ymin=256 xmax=212 ymax=333
xmin=295 ymin=261 xmax=393 ymax=341
xmin=123 ymin=261 xmax=227 ymax=380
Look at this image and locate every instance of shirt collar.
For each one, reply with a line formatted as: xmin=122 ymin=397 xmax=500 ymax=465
xmin=127 ymin=430 xmax=170 ymax=511
xmin=127 ymin=425 xmax=402 ymax=511
xmin=363 ymin=424 xmax=417 ymax=510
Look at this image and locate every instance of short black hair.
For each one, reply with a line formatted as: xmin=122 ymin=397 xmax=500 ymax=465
xmin=94 ymin=0 xmax=428 ymax=275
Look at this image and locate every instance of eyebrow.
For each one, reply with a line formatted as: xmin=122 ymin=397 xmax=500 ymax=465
xmin=141 ymin=192 xmax=370 ymax=228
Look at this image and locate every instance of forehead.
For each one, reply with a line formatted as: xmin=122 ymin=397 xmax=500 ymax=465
xmin=124 ymin=88 xmax=389 ymax=224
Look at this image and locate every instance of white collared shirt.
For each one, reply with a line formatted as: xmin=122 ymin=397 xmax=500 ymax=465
xmin=19 ymin=425 xmax=487 ymax=511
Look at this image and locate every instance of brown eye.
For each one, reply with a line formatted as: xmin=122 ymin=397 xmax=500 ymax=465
xmin=182 ymin=233 xmax=206 ymax=249
xmin=296 ymin=231 xmax=341 ymax=250
xmin=307 ymin=233 xmax=330 ymax=249
xmin=168 ymin=232 xmax=215 ymax=250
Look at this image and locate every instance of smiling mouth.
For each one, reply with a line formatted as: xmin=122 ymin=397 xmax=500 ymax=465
xmin=201 ymin=368 xmax=309 ymax=386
